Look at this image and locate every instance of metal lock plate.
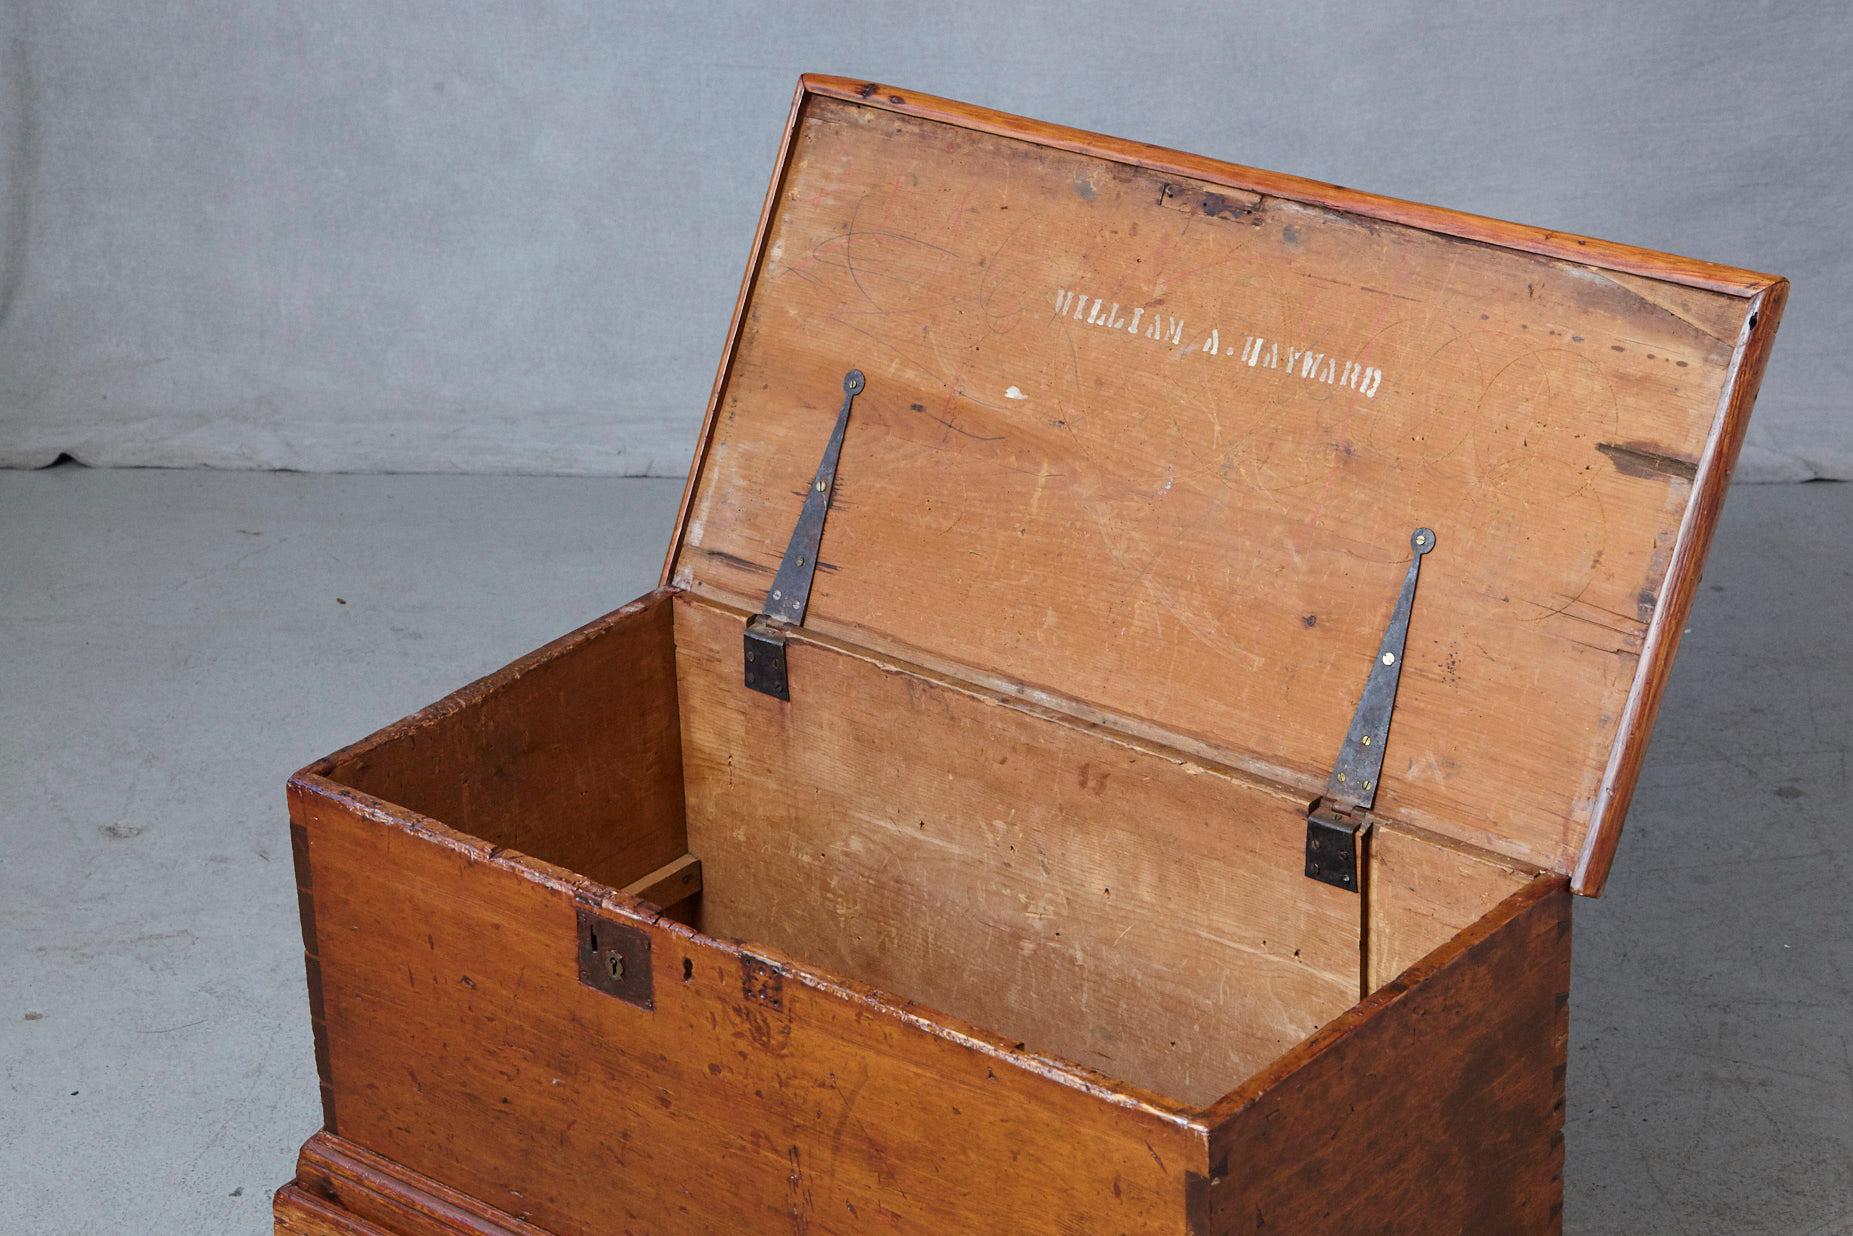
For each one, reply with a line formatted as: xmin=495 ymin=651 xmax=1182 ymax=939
xmin=575 ymin=906 xmax=653 ymax=1010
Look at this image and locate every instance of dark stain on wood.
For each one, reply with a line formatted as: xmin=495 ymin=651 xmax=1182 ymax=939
xmin=1156 ymin=181 xmax=1261 ymax=224
xmin=1596 ymin=441 xmax=1700 ymax=482
xmin=702 ymin=547 xmax=772 ymax=576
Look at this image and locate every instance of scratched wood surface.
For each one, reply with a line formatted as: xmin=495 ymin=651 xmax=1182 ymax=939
xmin=1193 ymin=876 xmax=1572 ymax=1234
xmin=670 ymin=88 xmax=1785 ymax=887
xmin=674 ymin=592 xmax=1358 ymax=1107
xmin=294 ymin=776 xmax=1208 ymax=1236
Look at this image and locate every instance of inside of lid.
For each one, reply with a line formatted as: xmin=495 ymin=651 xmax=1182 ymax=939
xmin=671 ymin=91 xmax=1767 ymax=883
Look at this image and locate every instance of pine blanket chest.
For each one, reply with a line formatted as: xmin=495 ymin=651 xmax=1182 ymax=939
xmin=272 ymin=77 xmax=1786 ymax=1235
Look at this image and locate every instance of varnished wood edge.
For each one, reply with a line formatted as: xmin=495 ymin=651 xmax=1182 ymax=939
xmin=660 ymin=77 xmax=812 ymax=589
xmin=1373 ymin=816 xmax=1546 ymax=882
xmin=289 ymin=763 xmax=1207 ymax=1134
xmin=1575 ymin=277 xmax=1790 ymax=894
xmin=1195 ymin=872 xmax=1569 ymax=1128
xmin=800 ymin=76 xmax=1783 ymax=297
xmin=274 ymin=1183 xmax=386 ymax=1235
xmin=287 ymin=1130 xmax=547 ymax=1235
xmin=289 ymin=792 xmax=337 ymax=1133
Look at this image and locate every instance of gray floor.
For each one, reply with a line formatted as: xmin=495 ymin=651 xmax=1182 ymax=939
xmin=1 ymin=468 xmax=1847 ymax=1234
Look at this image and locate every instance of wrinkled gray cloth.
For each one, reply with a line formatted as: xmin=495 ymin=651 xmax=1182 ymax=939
xmin=0 ymin=1 xmax=1844 ymax=479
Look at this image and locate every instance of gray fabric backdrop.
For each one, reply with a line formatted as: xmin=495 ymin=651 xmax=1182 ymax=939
xmin=1 ymin=2 xmax=1846 ymax=480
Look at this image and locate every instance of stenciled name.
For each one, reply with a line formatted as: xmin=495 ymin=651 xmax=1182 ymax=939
xmin=1052 ymin=287 xmax=1385 ymax=399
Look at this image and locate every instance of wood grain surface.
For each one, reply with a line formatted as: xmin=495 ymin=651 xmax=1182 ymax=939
xmin=275 ymin=1185 xmax=386 ymax=1235
xmin=1366 ymin=820 xmax=1535 ymax=992
xmin=675 ymin=592 xmax=1357 ymax=1106
xmin=1193 ymin=875 xmax=1572 ymax=1234
xmin=287 ymin=1132 xmax=549 ymax=1236
xmin=667 ymin=82 xmax=1785 ymax=892
xmin=311 ymin=590 xmax=686 ymax=892
xmin=294 ymin=773 xmax=1209 ymax=1235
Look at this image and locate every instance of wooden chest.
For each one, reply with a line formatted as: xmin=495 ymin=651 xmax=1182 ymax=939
xmin=272 ymin=77 xmax=1786 ymax=1235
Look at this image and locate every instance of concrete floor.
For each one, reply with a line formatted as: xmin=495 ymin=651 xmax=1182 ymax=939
xmin=1 ymin=467 xmax=1847 ymax=1234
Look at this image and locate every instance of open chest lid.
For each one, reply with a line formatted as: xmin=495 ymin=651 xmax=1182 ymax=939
xmin=666 ymin=76 xmax=1786 ymax=895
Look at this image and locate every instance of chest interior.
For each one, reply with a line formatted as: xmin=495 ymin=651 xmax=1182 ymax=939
xmin=324 ymin=587 xmax=1534 ymax=1110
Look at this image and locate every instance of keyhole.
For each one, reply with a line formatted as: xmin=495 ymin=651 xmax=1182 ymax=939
xmin=606 ymin=953 xmax=624 ymax=981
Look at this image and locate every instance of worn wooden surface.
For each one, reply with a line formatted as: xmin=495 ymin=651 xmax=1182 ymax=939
xmin=313 ymin=590 xmax=685 ymax=892
xmin=294 ymin=770 xmax=1208 ymax=1236
xmin=275 ymin=1185 xmax=385 ymax=1235
xmin=285 ymin=1132 xmax=548 ymax=1236
xmin=676 ymin=592 xmax=1357 ymax=1106
xmin=1193 ymin=876 xmax=1572 ymax=1234
xmin=668 ymin=82 xmax=1785 ymax=891
xmin=1366 ymin=820 xmax=1535 ymax=992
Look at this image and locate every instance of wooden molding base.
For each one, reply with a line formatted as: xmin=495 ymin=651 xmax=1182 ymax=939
xmin=274 ymin=1184 xmax=386 ymax=1235
xmin=274 ymin=1132 xmax=545 ymax=1236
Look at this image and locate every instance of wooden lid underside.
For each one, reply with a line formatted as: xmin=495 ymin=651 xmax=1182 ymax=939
xmin=668 ymin=78 xmax=1785 ymax=894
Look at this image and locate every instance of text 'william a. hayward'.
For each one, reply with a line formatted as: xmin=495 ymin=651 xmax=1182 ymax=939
xmin=1052 ymin=287 xmax=1385 ymax=399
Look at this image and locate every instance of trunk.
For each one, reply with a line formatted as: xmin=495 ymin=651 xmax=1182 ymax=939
xmin=282 ymin=590 xmax=1564 ymax=1234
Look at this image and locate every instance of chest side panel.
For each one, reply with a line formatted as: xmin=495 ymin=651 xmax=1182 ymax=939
xmin=1192 ymin=876 xmax=1572 ymax=1234
xmin=673 ymin=89 xmax=1777 ymax=882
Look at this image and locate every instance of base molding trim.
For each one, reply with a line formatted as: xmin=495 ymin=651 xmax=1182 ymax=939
xmin=273 ymin=1131 xmax=548 ymax=1236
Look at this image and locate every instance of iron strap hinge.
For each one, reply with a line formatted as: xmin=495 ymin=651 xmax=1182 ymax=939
xmin=1305 ymin=527 xmax=1436 ymax=893
xmin=743 ymin=369 xmax=865 ymax=699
